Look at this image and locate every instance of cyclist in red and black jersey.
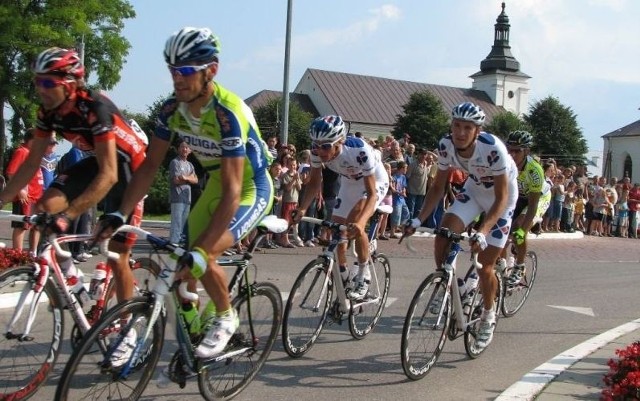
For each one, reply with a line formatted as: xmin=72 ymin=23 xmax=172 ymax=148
xmin=0 ymin=48 xmax=147 ymax=365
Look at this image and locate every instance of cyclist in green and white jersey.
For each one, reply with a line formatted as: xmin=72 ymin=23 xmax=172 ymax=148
xmin=96 ymin=27 xmax=273 ymax=361
xmin=503 ymin=130 xmax=550 ymax=285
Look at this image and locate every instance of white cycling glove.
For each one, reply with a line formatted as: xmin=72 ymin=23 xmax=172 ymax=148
xmin=470 ymin=232 xmax=487 ymax=251
xmin=409 ymin=218 xmax=422 ymax=229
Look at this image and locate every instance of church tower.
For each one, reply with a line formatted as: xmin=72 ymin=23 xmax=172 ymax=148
xmin=471 ymin=2 xmax=530 ymax=116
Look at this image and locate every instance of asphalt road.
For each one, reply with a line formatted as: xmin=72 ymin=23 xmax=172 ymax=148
xmin=12 ymin=235 xmax=640 ymax=400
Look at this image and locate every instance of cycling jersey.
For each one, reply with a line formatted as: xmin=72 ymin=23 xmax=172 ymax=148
xmin=513 ymin=156 xmax=551 ymax=220
xmin=310 ymin=137 xmax=389 ymax=219
xmin=35 ymin=89 xmax=147 ymax=170
xmin=155 ymin=83 xmax=273 ymax=243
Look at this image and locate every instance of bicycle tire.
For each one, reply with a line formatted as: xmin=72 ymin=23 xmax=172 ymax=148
xmin=400 ymin=271 xmax=450 ymax=380
xmin=55 ymin=296 xmax=165 ymax=401
xmin=501 ymin=251 xmax=538 ymax=317
xmin=0 ymin=265 xmax=64 ymax=401
xmin=464 ymin=270 xmax=503 ymax=359
xmin=349 ymin=253 xmax=391 ymax=339
xmin=282 ymin=258 xmax=333 ymax=358
xmin=198 ymin=282 xmax=282 ymax=401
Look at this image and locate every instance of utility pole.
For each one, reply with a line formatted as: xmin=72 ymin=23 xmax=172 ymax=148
xmin=78 ymin=34 xmax=85 ymax=66
xmin=279 ymin=0 xmax=293 ymax=145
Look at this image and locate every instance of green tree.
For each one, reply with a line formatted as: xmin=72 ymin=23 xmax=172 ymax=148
xmin=253 ymin=98 xmax=313 ymax=152
xmin=0 ymin=0 xmax=136 ymax=168
xmin=524 ymin=96 xmax=588 ymax=166
xmin=392 ymin=90 xmax=450 ymax=150
xmin=484 ymin=110 xmax=531 ymax=142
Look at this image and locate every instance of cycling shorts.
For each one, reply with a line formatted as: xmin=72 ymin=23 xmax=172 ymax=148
xmin=187 ymin=170 xmax=273 ymax=245
xmin=446 ymin=179 xmax=517 ymax=249
xmin=48 ymin=155 xmax=143 ymax=247
xmin=332 ymin=175 xmax=389 ymax=220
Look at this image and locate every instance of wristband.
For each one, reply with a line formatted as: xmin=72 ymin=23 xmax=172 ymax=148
xmin=410 ymin=218 xmax=422 ymax=229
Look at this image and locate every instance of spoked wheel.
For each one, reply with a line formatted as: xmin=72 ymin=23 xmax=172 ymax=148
xmin=349 ymin=253 xmax=391 ymax=339
xmin=464 ymin=271 xmax=503 ymax=359
xmin=282 ymin=258 xmax=333 ymax=358
xmin=501 ymin=251 xmax=538 ymax=317
xmin=0 ymin=265 xmax=64 ymax=401
xmin=198 ymin=282 xmax=282 ymax=401
xmin=55 ymin=296 xmax=165 ymax=401
xmin=400 ymin=271 xmax=450 ymax=381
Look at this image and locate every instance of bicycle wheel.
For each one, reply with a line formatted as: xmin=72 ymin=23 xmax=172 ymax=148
xmin=501 ymin=251 xmax=538 ymax=317
xmin=464 ymin=271 xmax=503 ymax=359
xmin=0 ymin=265 xmax=64 ymax=401
xmin=282 ymin=258 xmax=333 ymax=358
xmin=349 ymin=253 xmax=391 ymax=339
xmin=55 ymin=296 xmax=165 ymax=401
xmin=400 ymin=271 xmax=450 ymax=381
xmin=198 ymin=282 xmax=282 ymax=401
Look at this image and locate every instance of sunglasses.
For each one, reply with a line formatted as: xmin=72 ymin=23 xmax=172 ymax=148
xmin=34 ymin=77 xmax=68 ymax=89
xmin=167 ymin=63 xmax=212 ymax=77
xmin=311 ymin=139 xmax=340 ymax=151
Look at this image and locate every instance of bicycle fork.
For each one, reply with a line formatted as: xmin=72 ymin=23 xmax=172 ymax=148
xmin=5 ymin=261 xmax=50 ymax=340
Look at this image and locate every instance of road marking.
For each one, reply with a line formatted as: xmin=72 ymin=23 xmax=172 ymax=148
xmin=495 ymin=317 xmax=640 ymax=401
xmin=548 ymin=305 xmax=595 ymax=316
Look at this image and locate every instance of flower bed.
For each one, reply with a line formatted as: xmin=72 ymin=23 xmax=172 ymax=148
xmin=0 ymin=247 xmax=35 ymax=270
xmin=602 ymin=341 xmax=640 ymax=400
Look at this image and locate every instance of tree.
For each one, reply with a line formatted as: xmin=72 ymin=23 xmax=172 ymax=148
xmin=0 ymin=0 xmax=136 ymax=169
xmin=392 ymin=90 xmax=450 ymax=151
xmin=484 ymin=110 xmax=531 ymax=142
xmin=253 ymin=98 xmax=313 ymax=152
xmin=524 ymin=96 xmax=588 ymax=166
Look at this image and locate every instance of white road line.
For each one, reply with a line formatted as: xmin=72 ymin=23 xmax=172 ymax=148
xmin=495 ymin=317 xmax=640 ymax=401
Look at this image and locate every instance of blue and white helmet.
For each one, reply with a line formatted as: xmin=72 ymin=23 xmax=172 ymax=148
xmin=164 ymin=27 xmax=220 ymax=65
xmin=309 ymin=115 xmax=346 ymax=141
xmin=451 ymin=102 xmax=486 ymax=126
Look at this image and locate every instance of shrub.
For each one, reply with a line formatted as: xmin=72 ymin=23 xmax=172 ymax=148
xmin=144 ymin=165 xmax=170 ymax=215
xmin=602 ymin=341 xmax=640 ymax=400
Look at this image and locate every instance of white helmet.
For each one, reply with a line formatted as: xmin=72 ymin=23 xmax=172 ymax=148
xmin=309 ymin=115 xmax=346 ymax=141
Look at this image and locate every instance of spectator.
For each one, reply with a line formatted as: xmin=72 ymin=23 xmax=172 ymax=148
xmin=573 ymin=186 xmax=587 ymax=232
xmin=627 ymin=182 xmax=640 ymax=238
xmin=262 ymin=161 xmax=283 ymax=249
xmin=404 ymin=143 xmax=416 ymax=166
xmin=5 ymin=129 xmax=44 ymax=255
xmin=297 ymin=150 xmax=317 ymax=246
xmin=40 ymin=138 xmax=58 ymax=189
xmin=279 ymin=156 xmax=303 ymax=247
xmin=266 ymin=136 xmax=278 ymax=160
xmin=405 ymin=148 xmax=429 ymax=219
xmin=617 ymin=187 xmax=630 ymax=238
xmin=168 ymin=140 xmax=198 ymax=244
xmin=390 ymin=161 xmax=410 ymax=238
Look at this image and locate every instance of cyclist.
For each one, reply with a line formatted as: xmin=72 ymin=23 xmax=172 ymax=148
xmin=404 ymin=102 xmax=518 ymax=350
xmin=294 ymin=115 xmax=389 ymax=301
xmin=502 ymin=130 xmax=550 ymax=285
xmin=0 ymin=47 xmax=147 ymax=364
xmin=95 ymin=27 xmax=273 ymax=360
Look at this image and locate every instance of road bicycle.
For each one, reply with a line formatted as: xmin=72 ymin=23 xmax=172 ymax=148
xmin=55 ymin=214 xmax=287 ymax=401
xmin=282 ymin=205 xmax=392 ymax=358
xmin=400 ymin=227 xmax=504 ymax=381
xmin=497 ymin=235 xmax=538 ymax=317
xmin=0 ymin=213 xmax=157 ymax=401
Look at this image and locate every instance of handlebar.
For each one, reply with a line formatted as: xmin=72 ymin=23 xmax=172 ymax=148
xmin=300 ymin=216 xmax=348 ymax=232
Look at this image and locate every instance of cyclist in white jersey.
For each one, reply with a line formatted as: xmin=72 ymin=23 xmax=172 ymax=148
xmin=404 ymin=102 xmax=518 ymax=350
xmin=295 ymin=115 xmax=389 ymax=300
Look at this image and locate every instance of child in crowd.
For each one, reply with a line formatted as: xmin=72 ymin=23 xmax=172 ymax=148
xmin=573 ymin=186 xmax=587 ymax=232
xmin=279 ymin=156 xmax=303 ymax=247
xmin=390 ymin=161 xmax=410 ymax=238
xmin=376 ymin=163 xmax=393 ymax=240
xmin=617 ymin=187 xmax=630 ymax=238
xmin=263 ymin=161 xmax=283 ymax=248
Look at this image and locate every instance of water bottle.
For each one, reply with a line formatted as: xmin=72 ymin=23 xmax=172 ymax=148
xmin=179 ymin=301 xmax=201 ymax=336
xmin=89 ymin=262 xmax=109 ymax=301
xmin=68 ymin=269 xmax=90 ymax=306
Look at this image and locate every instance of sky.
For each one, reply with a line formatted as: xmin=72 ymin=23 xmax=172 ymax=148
xmin=88 ymin=0 xmax=639 ymax=153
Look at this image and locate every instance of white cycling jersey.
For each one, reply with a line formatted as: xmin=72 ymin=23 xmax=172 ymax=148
xmin=437 ymin=132 xmax=518 ymax=191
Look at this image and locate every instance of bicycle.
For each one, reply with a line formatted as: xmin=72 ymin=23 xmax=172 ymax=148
xmin=55 ymin=214 xmax=286 ymax=401
xmin=400 ymin=227 xmax=504 ymax=381
xmin=497 ymin=234 xmax=538 ymax=317
xmin=282 ymin=205 xmax=392 ymax=358
xmin=0 ymin=213 xmax=158 ymax=401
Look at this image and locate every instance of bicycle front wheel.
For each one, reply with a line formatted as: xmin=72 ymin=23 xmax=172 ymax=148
xmin=0 ymin=265 xmax=64 ymax=401
xmin=464 ymin=271 xmax=503 ymax=359
xmin=501 ymin=251 xmax=538 ymax=317
xmin=282 ymin=258 xmax=333 ymax=358
xmin=349 ymin=253 xmax=391 ymax=339
xmin=198 ymin=282 xmax=282 ymax=401
xmin=55 ymin=296 xmax=165 ymax=401
xmin=400 ymin=271 xmax=450 ymax=381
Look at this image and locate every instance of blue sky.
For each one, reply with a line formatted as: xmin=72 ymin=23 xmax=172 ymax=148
xmin=98 ymin=1 xmax=639 ymax=152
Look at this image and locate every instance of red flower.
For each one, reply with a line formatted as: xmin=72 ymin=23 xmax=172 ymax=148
xmin=602 ymin=341 xmax=640 ymax=400
xmin=0 ymin=248 xmax=35 ymax=270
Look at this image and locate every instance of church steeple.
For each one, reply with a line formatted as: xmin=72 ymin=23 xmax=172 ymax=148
xmin=479 ymin=2 xmax=520 ymax=72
